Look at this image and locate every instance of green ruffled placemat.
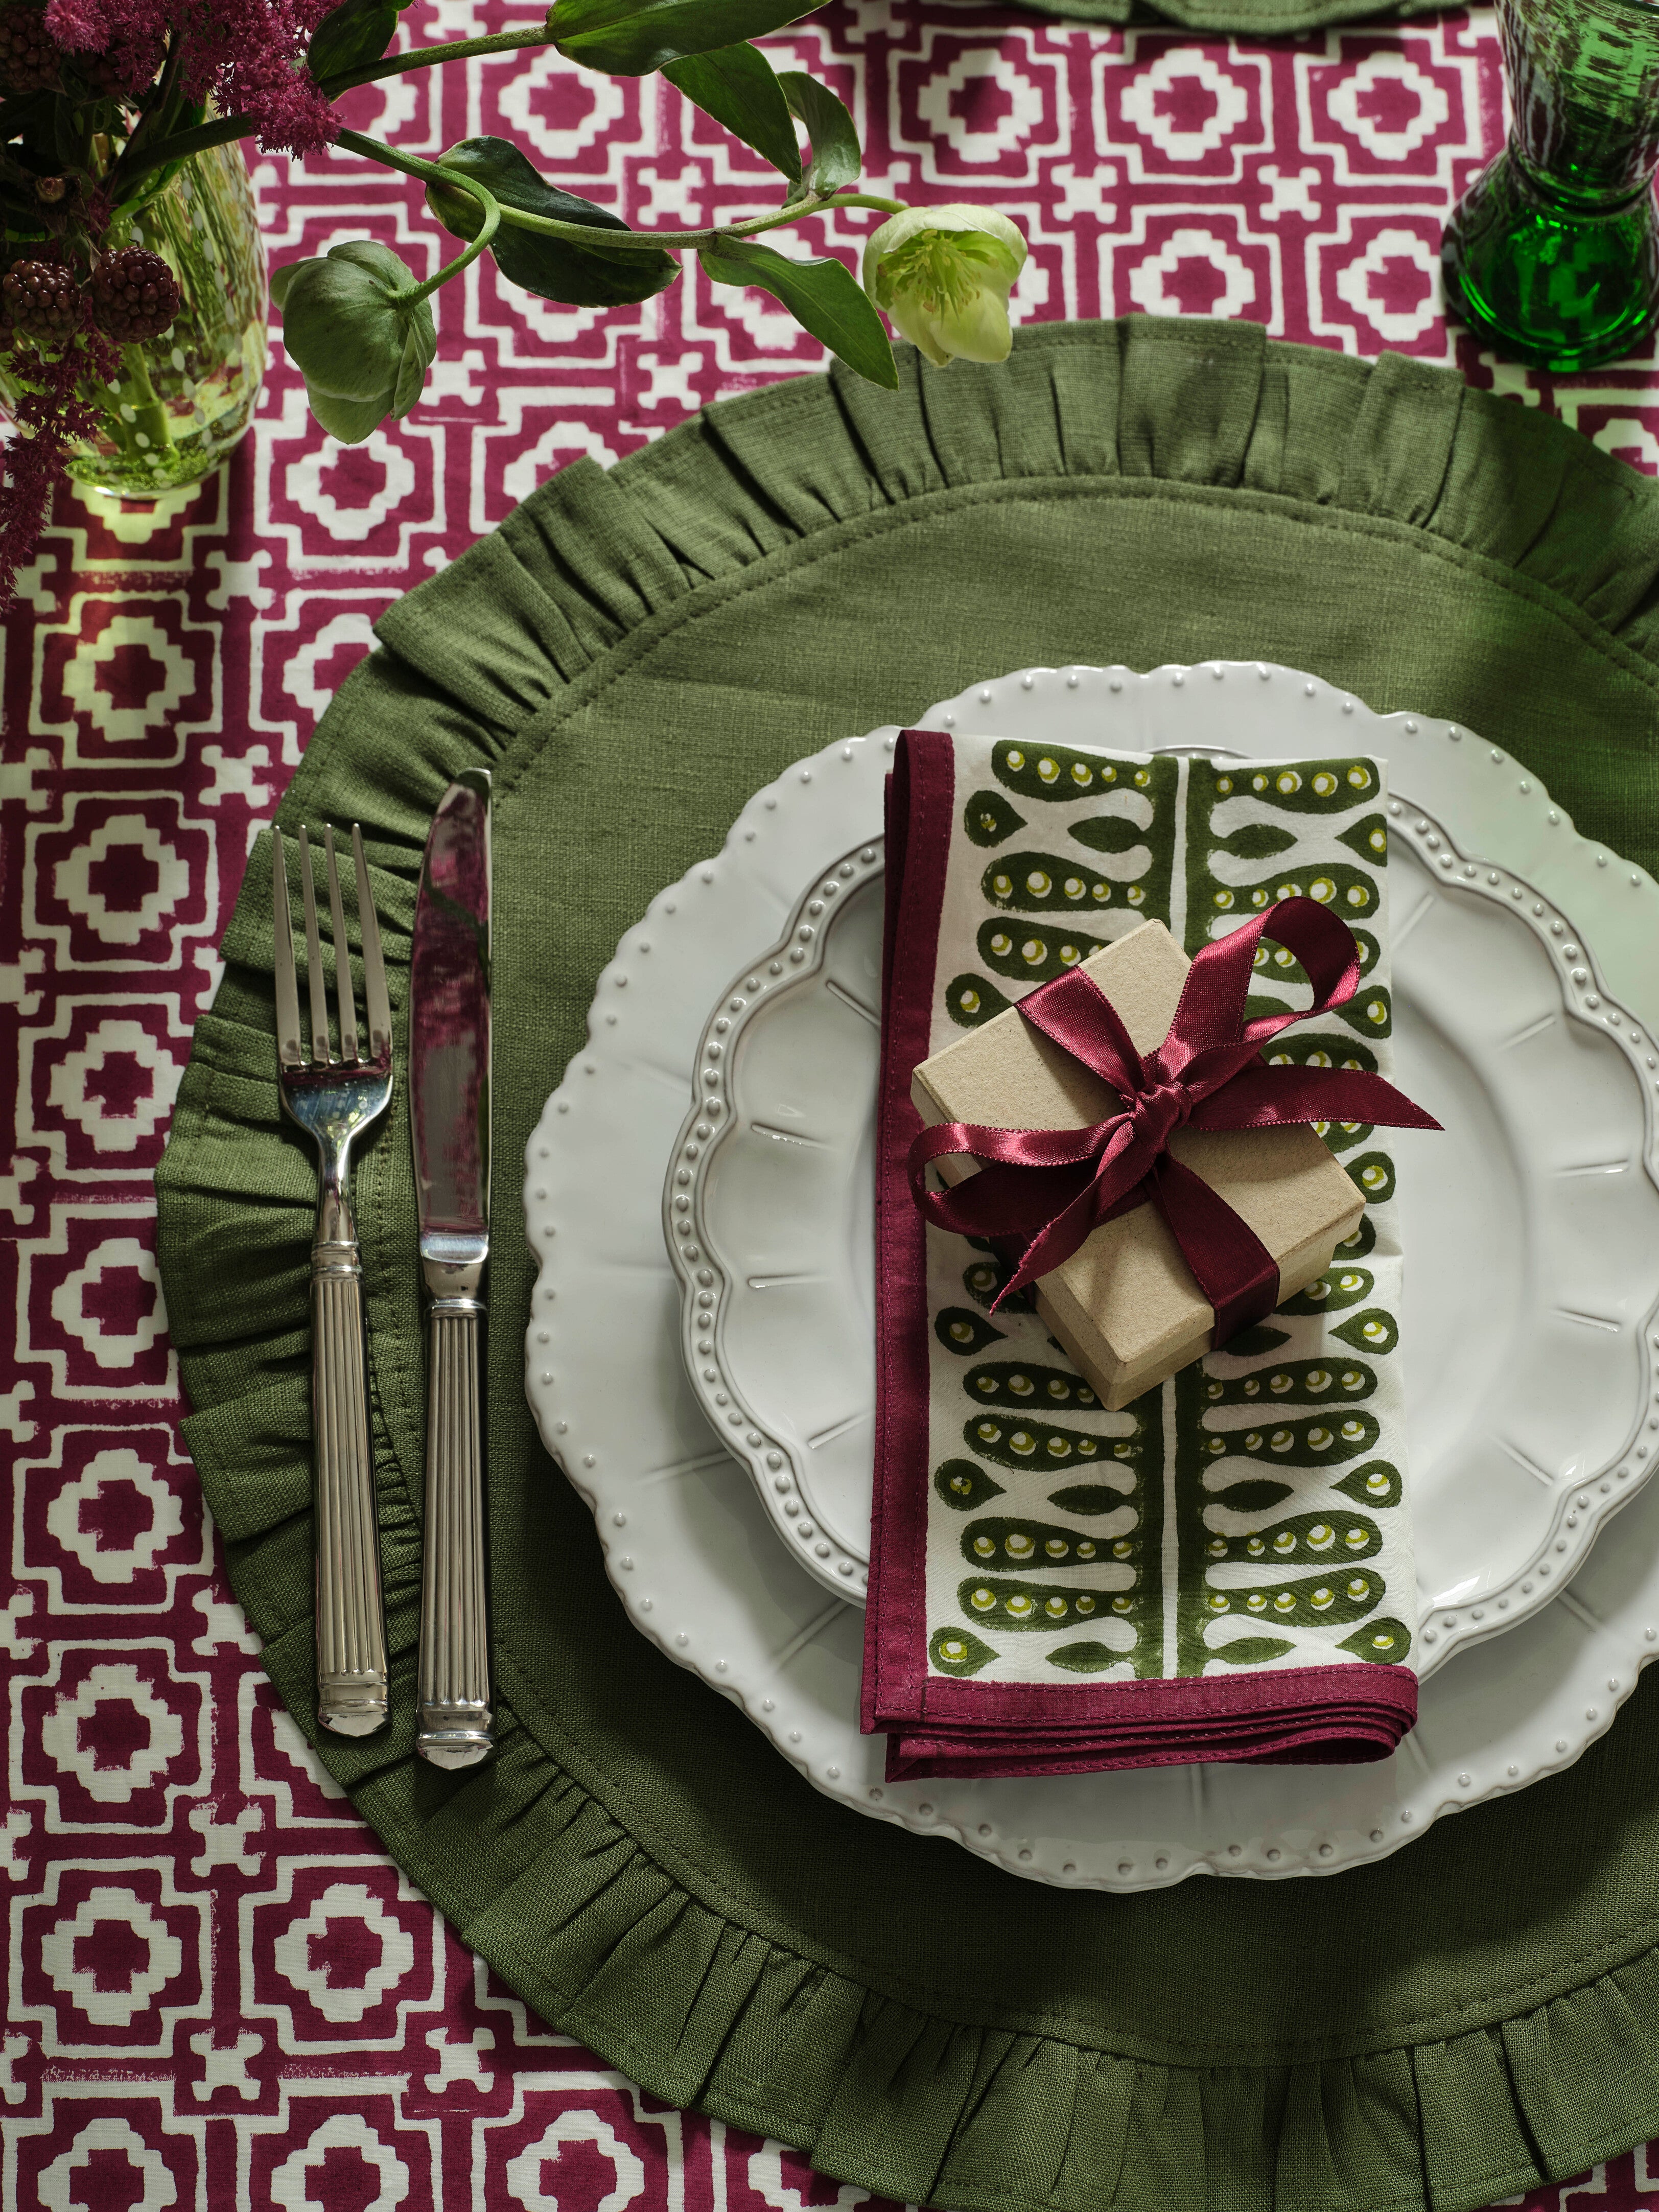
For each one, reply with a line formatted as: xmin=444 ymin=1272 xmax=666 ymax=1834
xmin=158 ymin=318 xmax=1659 ymax=2212
xmin=1022 ymin=0 xmax=1441 ymax=32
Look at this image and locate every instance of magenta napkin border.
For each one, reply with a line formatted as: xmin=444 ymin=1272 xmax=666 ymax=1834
xmin=861 ymin=729 xmax=1418 ymax=1776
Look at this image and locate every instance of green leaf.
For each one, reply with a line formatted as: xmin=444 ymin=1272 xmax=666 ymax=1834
xmin=1212 ymin=1636 xmax=1297 ymax=1666
xmin=1212 ymin=821 xmax=1296 ymax=861
xmin=963 ymin=1358 xmax=1098 ymax=1412
xmin=933 ymin=1460 xmax=1005 ymax=1512
xmin=1068 ymin=813 xmax=1149 ymax=856
xmin=0 ymin=185 xmax=48 ymax=235
xmin=1277 ymin=1263 xmax=1376 ymax=1318
xmin=934 ymin=1307 xmax=1006 ymax=1356
xmin=664 ymin=43 xmax=802 ymax=188
xmin=1333 ymin=1306 xmax=1398 ymax=1356
xmin=946 ymin=972 xmax=1012 ymax=1030
xmin=1339 ymin=1617 xmax=1412 ymax=1664
xmin=957 ymin=1575 xmax=1124 ymax=1632
xmin=1335 ymin=1460 xmax=1402 ymax=1509
xmin=698 ymin=235 xmax=896 ymax=386
xmin=1046 ymin=1641 xmax=1121 ymax=1674
xmin=1218 ymin=1322 xmax=1290 ymax=1359
xmin=778 ymin=69 xmax=860 ymax=192
xmin=309 ymin=0 xmax=400 ymax=81
xmin=553 ymin=0 xmax=824 ymax=77
xmin=1209 ymin=1479 xmax=1295 ymax=1515
xmin=929 ymin=1626 xmax=997 ymax=1677
xmin=0 ymin=92 xmax=52 ymax=144
xmin=426 ymin=136 xmax=677 ymax=309
xmin=1047 ymin=1485 xmax=1123 ymax=1517
xmin=962 ymin=789 xmax=1025 ymax=848
xmin=1204 ymin=1357 xmax=1375 ymax=1409
xmin=52 ymin=94 xmax=82 ymax=170
xmin=1336 ymin=1213 xmax=1376 ymax=1260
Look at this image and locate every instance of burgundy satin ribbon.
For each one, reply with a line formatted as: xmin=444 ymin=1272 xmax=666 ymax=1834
xmin=908 ymin=898 xmax=1440 ymax=1346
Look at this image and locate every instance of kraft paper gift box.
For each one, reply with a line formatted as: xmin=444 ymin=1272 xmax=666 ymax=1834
xmin=910 ymin=918 xmax=1365 ymax=1410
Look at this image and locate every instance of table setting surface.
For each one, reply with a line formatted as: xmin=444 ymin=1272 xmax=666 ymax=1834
xmin=14 ymin=4 xmax=1659 ymax=2211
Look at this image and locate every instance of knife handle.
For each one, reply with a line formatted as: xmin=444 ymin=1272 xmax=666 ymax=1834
xmin=312 ymin=1193 xmax=390 ymax=1736
xmin=418 ymin=1298 xmax=493 ymax=1767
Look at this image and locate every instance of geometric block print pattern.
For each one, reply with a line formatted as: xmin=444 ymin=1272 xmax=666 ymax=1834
xmin=927 ymin=741 xmax=1410 ymax=1689
xmin=0 ymin=3 xmax=1653 ymax=2206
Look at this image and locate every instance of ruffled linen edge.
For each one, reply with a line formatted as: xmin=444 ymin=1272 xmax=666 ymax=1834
xmin=156 ymin=319 xmax=1659 ymax=2212
xmin=1015 ymin=0 xmax=1444 ymax=33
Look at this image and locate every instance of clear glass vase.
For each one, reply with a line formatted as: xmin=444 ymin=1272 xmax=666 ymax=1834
xmin=0 ymin=139 xmax=267 ymax=499
xmin=1442 ymin=0 xmax=1659 ymax=371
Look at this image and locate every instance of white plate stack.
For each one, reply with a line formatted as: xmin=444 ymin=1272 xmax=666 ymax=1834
xmin=525 ymin=664 xmax=1659 ymax=1892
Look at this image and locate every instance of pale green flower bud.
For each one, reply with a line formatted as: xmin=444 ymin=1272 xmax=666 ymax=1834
xmin=862 ymin=205 xmax=1027 ymax=368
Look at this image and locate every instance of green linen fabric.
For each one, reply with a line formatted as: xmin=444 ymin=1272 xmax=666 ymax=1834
xmin=157 ymin=317 xmax=1659 ymax=2212
xmin=1021 ymin=0 xmax=1440 ymax=33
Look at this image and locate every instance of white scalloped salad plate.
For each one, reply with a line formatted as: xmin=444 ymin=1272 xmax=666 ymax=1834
xmin=525 ymin=664 xmax=1659 ymax=1892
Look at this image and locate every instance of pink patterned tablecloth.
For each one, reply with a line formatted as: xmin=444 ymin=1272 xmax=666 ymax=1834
xmin=7 ymin=4 xmax=1659 ymax=2205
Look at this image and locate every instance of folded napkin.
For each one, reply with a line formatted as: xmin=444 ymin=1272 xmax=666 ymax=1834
xmin=864 ymin=728 xmax=1419 ymax=1779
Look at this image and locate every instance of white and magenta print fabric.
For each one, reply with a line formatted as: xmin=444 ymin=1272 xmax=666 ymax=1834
xmin=5 ymin=0 xmax=1659 ymax=2204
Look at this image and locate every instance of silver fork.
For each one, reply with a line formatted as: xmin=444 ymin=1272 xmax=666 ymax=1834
xmin=273 ymin=822 xmax=394 ymax=1737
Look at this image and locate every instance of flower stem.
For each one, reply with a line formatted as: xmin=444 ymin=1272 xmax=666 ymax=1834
xmin=314 ymin=27 xmax=554 ymax=100
xmin=112 ymin=94 xmax=905 ymax=241
xmin=335 ymin=128 xmax=904 ymax=249
xmin=110 ymin=28 xmax=556 ymax=198
xmin=108 ymin=22 xmax=190 ymax=196
xmin=108 ymin=115 xmax=251 ymax=201
xmin=120 ymin=342 xmax=173 ymax=452
xmin=404 ymin=177 xmax=502 ymax=304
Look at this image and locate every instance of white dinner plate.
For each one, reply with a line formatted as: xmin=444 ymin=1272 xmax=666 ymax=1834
xmin=665 ymin=724 xmax=1659 ymax=1673
xmin=525 ymin=664 xmax=1659 ymax=1891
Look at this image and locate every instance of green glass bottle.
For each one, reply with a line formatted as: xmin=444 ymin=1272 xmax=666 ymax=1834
xmin=1442 ymin=0 xmax=1659 ymax=371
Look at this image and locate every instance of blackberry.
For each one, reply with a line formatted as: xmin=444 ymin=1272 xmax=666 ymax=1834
xmin=0 ymin=6 xmax=58 ymax=94
xmin=91 ymin=249 xmax=181 ymax=343
xmin=3 ymin=259 xmax=78 ymax=343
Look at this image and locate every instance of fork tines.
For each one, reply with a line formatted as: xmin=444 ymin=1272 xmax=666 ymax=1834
xmin=273 ymin=823 xmax=392 ymax=1072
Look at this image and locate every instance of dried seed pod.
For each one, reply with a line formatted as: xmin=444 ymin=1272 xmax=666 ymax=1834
xmin=91 ymin=248 xmax=182 ymax=344
xmin=0 ymin=5 xmax=59 ymax=94
xmin=3 ymin=258 xmax=78 ymax=343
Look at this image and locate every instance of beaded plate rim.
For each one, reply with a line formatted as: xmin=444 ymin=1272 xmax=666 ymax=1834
xmin=661 ymin=707 xmax=1659 ymax=1663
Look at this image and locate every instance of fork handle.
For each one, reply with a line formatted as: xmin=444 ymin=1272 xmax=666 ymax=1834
xmin=417 ymin=1298 xmax=493 ymax=1767
xmin=312 ymin=1189 xmax=389 ymax=1736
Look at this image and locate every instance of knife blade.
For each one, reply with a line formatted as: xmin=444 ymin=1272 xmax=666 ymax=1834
xmin=409 ymin=770 xmax=493 ymax=1768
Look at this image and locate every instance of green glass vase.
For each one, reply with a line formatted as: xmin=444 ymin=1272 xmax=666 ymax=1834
xmin=0 ymin=139 xmax=267 ymax=498
xmin=1442 ymin=0 xmax=1659 ymax=371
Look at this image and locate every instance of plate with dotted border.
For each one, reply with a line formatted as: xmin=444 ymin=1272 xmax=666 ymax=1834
xmin=661 ymin=690 xmax=1659 ymax=1670
xmin=526 ymin=664 xmax=1659 ymax=1890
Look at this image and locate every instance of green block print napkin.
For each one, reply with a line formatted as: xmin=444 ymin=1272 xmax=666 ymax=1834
xmin=864 ymin=729 xmax=1415 ymax=1778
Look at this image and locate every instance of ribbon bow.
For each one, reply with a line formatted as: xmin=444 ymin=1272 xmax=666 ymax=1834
xmin=908 ymin=898 xmax=1440 ymax=1346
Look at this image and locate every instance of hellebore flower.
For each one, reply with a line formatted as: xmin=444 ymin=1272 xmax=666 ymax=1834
xmin=862 ymin=205 xmax=1026 ymax=368
xmin=270 ymin=242 xmax=436 ymax=444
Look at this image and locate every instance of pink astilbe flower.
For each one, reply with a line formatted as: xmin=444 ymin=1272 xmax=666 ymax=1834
xmin=0 ymin=325 xmax=119 ymax=610
xmin=38 ymin=0 xmax=114 ymax=49
xmin=86 ymin=19 xmax=169 ymax=102
xmin=43 ymin=0 xmax=343 ymax=158
xmin=181 ymin=0 xmax=342 ymax=157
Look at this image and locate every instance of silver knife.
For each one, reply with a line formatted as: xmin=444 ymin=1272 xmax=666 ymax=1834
xmin=409 ymin=771 xmax=494 ymax=1768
